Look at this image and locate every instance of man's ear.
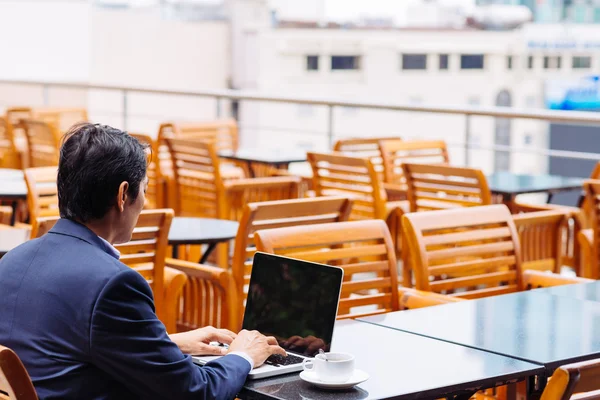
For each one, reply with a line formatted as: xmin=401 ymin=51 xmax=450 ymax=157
xmin=117 ymin=181 xmax=129 ymax=212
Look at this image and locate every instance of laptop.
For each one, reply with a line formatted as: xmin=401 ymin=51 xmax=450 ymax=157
xmin=192 ymin=252 xmax=344 ymax=379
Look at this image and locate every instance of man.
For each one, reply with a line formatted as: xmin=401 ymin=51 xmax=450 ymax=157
xmin=0 ymin=123 xmax=285 ymax=399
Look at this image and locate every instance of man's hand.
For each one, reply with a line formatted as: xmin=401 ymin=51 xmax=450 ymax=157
xmin=227 ymin=330 xmax=286 ymax=367
xmin=169 ymin=326 xmax=237 ymax=356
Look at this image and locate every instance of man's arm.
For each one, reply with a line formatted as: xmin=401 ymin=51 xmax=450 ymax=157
xmin=90 ymin=268 xmax=251 ymax=400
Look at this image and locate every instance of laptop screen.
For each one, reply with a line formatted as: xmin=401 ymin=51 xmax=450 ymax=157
xmin=242 ymin=252 xmax=343 ymax=357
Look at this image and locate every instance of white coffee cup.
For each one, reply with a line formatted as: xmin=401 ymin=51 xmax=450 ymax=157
xmin=302 ymin=352 xmax=355 ymax=383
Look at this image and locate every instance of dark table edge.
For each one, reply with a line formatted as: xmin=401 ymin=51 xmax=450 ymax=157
xmin=489 ymin=186 xmax=584 ymax=196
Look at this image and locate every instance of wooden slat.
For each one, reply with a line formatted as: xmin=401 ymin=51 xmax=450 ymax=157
xmin=341 ymin=278 xmax=392 ymax=296
xmin=423 ymin=227 xmax=512 ymax=246
xmin=452 ymin=285 xmax=518 ymax=299
xmin=429 ymin=255 xmax=517 ymax=276
xmin=428 ymin=241 xmax=515 ymax=261
xmin=429 ymin=270 xmax=517 ymax=291
xmin=283 ymin=244 xmax=387 ymax=262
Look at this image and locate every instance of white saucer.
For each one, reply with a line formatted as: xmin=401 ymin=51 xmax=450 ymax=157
xmin=299 ymin=369 xmax=369 ymax=390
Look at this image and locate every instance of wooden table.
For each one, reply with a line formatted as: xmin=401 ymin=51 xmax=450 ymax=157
xmin=219 ymin=149 xmax=307 ymax=177
xmin=487 ymin=172 xmax=584 ymax=204
xmin=0 ymin=169 xmax=28 ymax=225
xmin=359 ymin=291 xmax=600 ymax=380
xmin=0 ymin=228 xmax=31 ymax=257
xmin=168 ymin=217 xmax=238 ymax=263
xmin=240 ymin=320 xmax=543 ymax=400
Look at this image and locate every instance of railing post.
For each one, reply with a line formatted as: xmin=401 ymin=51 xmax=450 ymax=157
xmin=216 ymin=96 xmax=222 ymax=118
xmin=464 ymin=114 xmax=471 ymax=167
xmin=122 ymin=89 xmax=128 ymax=130
xmin=42 ymin=84 xmax=49 ymax=106
xmin=327 ymin=105 xmax=335 ymax=148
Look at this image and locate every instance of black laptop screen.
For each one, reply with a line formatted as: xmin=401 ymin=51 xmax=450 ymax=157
xmin=242 ymin=253 xmax=343 ymax=357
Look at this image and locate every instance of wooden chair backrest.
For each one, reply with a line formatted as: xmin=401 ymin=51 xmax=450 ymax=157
xmin=584 ymin=180 xmax=600 ymax=279
xmin=165 ymin=137 xmax=225 ymax=218
xmin=224 ymin=177 xmax=304 ymax=221
xmin=32 ymin=216 xmax=60 ymax=238
xmin=0 ymin=345 xmax=38 ymax=400
xmin=333 ymin=137 xmax=397 ymax=181
xmin=116 ymin=209 xmax=173 ymax=321
xmin=159 ymin=120 xmax=238 ymax=153
xmin=233 ymin=196 xmax=353 ymax=313
xmin=540 ymin=359 xmax=600 ymax=400
xmin=20 ymin=120 xmax=61 ymax=168
xmin=512 ymin=210 xmax=569 ymax=274
xmin=24 ymin=167 xmax=59 ymax=238
xmin=402 ymin=204 xmax=524 ymax=299
xmin=379 ymin=139 xmax=449 ymax=186
xmin=129 ymin=133 xmax=160 ymax=209
xmin=0 ymin=117 xmax=20 ymax=169
xmin=402 ymin=163 xmax=492 ymax=213
xmin=255 ymin=219 xmax=399 ymax=319
xmin=32 ymin=108 xmax=88 ymax=133
xmin=308 ymin=152 xmax=387 ymax=220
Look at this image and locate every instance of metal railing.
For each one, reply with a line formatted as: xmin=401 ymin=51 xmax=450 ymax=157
xmin=2 ymin=78 xmax=600 ymax=166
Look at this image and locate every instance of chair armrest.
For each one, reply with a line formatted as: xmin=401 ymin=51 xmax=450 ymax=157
xmin=512 ymin=201 xmax=581 ymax=215
xmin=578 ymin=229 xmax=595 ymax=278
xmin=399 ymin=288 xmax=464 ymax=310
xmin=165 ymin=258 xmax=239 ymax=330
xmin=522 ymin=270 xmax=593 ymax=290
xmin=384 ymin=183 xmax=407 ymax=202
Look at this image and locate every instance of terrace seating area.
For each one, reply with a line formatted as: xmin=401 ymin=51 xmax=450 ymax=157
xmin=2 ymin=108 xmax=600 ymax=400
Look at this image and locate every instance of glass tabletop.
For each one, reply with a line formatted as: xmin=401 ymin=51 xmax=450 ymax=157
xmin=0 ymin=169 xmax=27 ymax=199
xmin=359 ymin=291 xmax=600 ymax=371
xmin=241 ymin=320 xmax=542 ymax=400
xmin=168 ymin=217 xmax=239 ymax=245
xmin=486 ymin=172 xmax=584 ymax=196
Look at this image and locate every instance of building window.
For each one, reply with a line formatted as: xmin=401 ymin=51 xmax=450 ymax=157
xmin=439 ymin=54 xmax=449 ymax=70
xmin=331 ymin=56 xmax=361 ymax=71
xmin=527 ymin=55 xmax=534 ymax=69
xmin=460 ymin=54 xmax=484 ymax=70
xmin=507 ymin=56 xmax=513 ymax=70
xmin=401 ymin=54 xmax=427 ymax=70
xmin=573 ymin=56 xmax=592 ymax=69
xmin=306 ymin=55 xmax=319 ymax=71
xmin=543 ymin=56 xmax=561 ymax=69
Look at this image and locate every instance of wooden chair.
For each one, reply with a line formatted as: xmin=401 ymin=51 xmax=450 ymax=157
xmin=129 ymin=133 xmax=161 ymax=209
xmin=159 ymin=120 xmax=238 ymax=154
xmin=308 ymin=152 xmax=394 ymax=221
xmin=0 ymin=117 xmax=22 ymax=169
xmin=19 ymin=120 xmax=61 ymax=168
xmin=23 ymin=167 xmax=58 ymax=238
xmin=578 ymin=180 xmax=600 ymax=279
xmin=23 ymin=167 xmax=59 ymax=238
xmin=540 ymin=359 xmax=600 ymax=400
xmin=402 ymin=204 xmax=591 ymax=299
xmin=255 ymin=219 xmax=403 ymax=319
xmin=0 ymin=345 xmax=37 ymax=400
xmin=379 ymin=139 xmax=449 ymax=189
xmin=402 ymin=163 xmax=492 ymax=213
xmin=232 ymin=196 xmax=353 ymax=322
xmin=512 ymin=209 xmax=571 ymax=274
xmin=333 ymin=137 xmax=397 ymax=181
xmin=32 ymin=108 xmax=88 ymax=133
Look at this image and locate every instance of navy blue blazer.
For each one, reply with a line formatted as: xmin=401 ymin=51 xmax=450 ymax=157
xmin=0 ymin=219 xmax=251 ymax=399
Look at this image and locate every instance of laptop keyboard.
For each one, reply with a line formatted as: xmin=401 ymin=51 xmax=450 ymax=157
xmin=264 ymin=353 xmax=305 ymax=367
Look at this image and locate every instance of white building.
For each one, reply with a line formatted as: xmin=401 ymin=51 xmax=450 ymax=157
xmin=1 ymin=0 xmax=599 ymax=174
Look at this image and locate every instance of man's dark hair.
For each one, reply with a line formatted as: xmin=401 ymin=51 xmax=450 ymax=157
xmin=57 ymin=123 xmax=147 ymax=223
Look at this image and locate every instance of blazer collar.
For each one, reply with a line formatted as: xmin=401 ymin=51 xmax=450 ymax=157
xmin=49 ymin=218 xmax=120 ymax=260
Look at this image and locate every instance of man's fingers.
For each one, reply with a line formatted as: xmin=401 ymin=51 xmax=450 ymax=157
xmin=211 ymin=331 xmax=235 ymax=345
xmin=218 ymin=329 xmax=237 ymax=340
xmin=270 ymin=345 xmax=287 ymax=357
xmin=266 ymin=336 xmax=280 ymax=346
